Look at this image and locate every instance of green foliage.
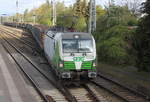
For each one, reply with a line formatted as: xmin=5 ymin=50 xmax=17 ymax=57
xmin=94 ymin=5 xmax=137 ymax=65
xmin=23 ymin=9 xmax=29 ymax=21
xmin=73 ymin=0 xmax=105 ymax=31
xmin=21 ymin=0 xmax=105 ymax=31
xmin=107 ymin=6 xmax=137 ymax=26
xmin=22 ymin=1 xmax=52 ymax=26
xmin=57 ymin=6 xmax=74 ymax=28
xmin=73 ymin=0 xmax=88 ymax=31
xmin=35 ymin=1 xmax=52 ymax=26
xmin=95 ymin=25 xmax=135 ymax=64
xmin=74 ymin=0 xmax=83 ymax=17
xmin=132 ymin=0 xmax=150 ymax=71
xmin=96 ymin=6 xmax=106 ymax=19
xmin=74 ymin=16 xmax=87 ymax=32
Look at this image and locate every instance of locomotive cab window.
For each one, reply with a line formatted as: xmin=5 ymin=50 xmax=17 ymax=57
xmin=62 ymin=39 xmax=93 ymax=53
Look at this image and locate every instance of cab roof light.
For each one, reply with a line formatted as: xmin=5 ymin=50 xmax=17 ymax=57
xmin=74 ymin=35 xmax=80 ymax=39
xmin=93 ymin=62 xmax=96 ymax=67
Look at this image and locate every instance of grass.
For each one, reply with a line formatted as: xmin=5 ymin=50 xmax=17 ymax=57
xmin=97 ymin=63 xmax=150 ymax=89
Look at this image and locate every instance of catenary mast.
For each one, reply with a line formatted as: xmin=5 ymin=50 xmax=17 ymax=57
xmin=88 ymin=0 xmax=96 ymax=33
xmin=51 ymin=0 xmax=57 ymax=26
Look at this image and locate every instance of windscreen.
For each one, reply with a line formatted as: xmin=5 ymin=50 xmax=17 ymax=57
xmin=62 ymin=39 xmax=93 ymax=53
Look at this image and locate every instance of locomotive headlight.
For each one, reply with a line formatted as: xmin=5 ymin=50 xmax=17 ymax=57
xmin=93 ymin=62 xmax=96 ymax=67
xmin=92 ymin=60 xmax=97 ymax=67
xmin=59 ymin=61 xmax=64 ymax=68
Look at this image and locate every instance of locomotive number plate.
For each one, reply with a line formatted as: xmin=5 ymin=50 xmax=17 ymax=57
xmin=73 ymin=57 xmax=84 ymax=62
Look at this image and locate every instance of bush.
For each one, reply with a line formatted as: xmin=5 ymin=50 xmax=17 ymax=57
xmin=94 ymin=25 xmax=135 ymax=64
xmin=132 ymin=0 xmax=150 ymax=71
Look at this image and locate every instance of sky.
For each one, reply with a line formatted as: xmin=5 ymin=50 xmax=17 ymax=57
xmin=0 ymin=0 xmax=145 ymax=16
xmin=0 ymin=0 xmax=110 ymax=15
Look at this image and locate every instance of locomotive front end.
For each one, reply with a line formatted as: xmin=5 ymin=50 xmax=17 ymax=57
xmin=59 ymin=33 xmax=97 ymax=79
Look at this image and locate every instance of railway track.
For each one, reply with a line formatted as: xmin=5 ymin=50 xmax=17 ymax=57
xmin=0 ymin=27 xmax=41 ymax=54
xmin=0 ymin=33 xmax=71 ymax=102
xmin=0 ymin=26 xmax=35 ymax=46
xmin=2 ymin=25 xmax=34 ymax=41
xmin=0 ymin=27 xmax=102 ymax=102
xmin=67 ymin=84 xmax=101 ymax=102
xmin=0 ymin=38 xmax=54 ymax=102
xmin=91 ymin=73 xmax=149 ymax=102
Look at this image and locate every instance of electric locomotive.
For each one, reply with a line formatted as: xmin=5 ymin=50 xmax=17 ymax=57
xmin=44 ymin=30 xmax=97 ymax=79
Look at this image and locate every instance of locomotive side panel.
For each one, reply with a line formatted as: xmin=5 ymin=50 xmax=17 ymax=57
xmin=44 ymin=35 xmax=55 ymax=64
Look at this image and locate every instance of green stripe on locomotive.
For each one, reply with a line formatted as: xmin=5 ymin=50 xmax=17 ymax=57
xmin=63 ymin=61 xmax=95 ymax=70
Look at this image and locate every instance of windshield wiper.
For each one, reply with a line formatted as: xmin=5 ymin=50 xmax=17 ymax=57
xmin=70 ymin=53 xmax=75 ymax=56
xmin=82 ymin=52 xmax=87 ymax=56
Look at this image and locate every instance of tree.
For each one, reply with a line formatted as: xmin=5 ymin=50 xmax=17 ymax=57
xmin=57 ymin=6 xmax=75 ymax=27
xmin=96 ymin=5 xmax=105 ymax=19
xmin=96 ymin=5 xmax=137 ymax=31
xmin=23 ymin=9 xmax=28 ymax=22
xmin=74 ymin=0 xmax=83 ymax=17
xmin=32 ymin=1 xmax=52 ymax=25
xmin=132 ymin=0 xmax=150 ymax=71
xmin=94 ymin=5 xmax=137 ymax=64
xmin=121 ymin=0 xmax=143 ymax=16
xmin=73 ymin=0 xmax=88 ymax=31
xmin=74 ymin=16 xmax=87 ymax=31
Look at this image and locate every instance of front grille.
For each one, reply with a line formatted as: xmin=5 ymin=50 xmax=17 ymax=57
xmin=64 ymin=61 xmax=75 ymax=69
xmin=81 ymin=61 xmax=92 ymax=69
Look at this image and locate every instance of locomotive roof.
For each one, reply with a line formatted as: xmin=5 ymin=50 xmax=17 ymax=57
xmin=62 ymin=32 xmax=92 ymax=39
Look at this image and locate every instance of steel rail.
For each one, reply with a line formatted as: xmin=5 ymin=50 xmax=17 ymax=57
xmin=82 ymin=84 xmax=100 ymax=102
xmin=1 ymin=33 xmax=77 ymax=102
xmin=90 ymin=73 xmax=149 ymax=102
xmin=98 ymin=73 xmax=150 ymax=100
xmin=0 ymin=27 xmax=34 ymax=45
xmin=0 ymin=29 xmax=41 ymax=54
xmin=1 ymin=40 xmax=51 ymax=102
